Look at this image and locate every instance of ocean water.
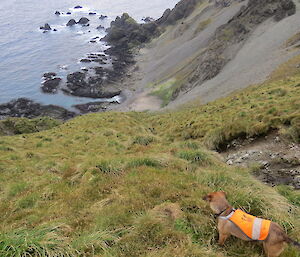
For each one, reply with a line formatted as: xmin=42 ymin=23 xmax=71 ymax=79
xmin=0 ymin=0 xmax=178 ymax=108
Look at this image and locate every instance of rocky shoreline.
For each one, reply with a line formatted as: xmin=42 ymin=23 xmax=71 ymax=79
xmin=0 ymin=98 xmax=76 ymax=121
xmin=1 ymin=0 xmax=206 ymax=120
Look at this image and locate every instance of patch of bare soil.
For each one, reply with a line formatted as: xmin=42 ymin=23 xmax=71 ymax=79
xmin=221 ymin=132 xmax=300 ymax=189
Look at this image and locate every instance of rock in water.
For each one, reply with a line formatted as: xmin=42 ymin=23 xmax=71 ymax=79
xmin=41 ymin=78 xmax=62 ymax=94
xmin=74 ymin=102 xmax=110 ymax=114
xmin=43 ymin=72 xmax=57 ymax=79
xmin=55 ymin=11 xmax=60 ymax=15
xmin=0 ymin=98 xmax=75 ymax=120
xmin=96 ymin=25 xmax=105 ymax=30
xmin=63 ymin=71 xmax=121 ymax=98
xmin=40 ymin=23 xmax=52 ymax=30
xmin=89 ymin=12 xmax=97 ymax=15
xmin=78 ymin=17 xmax=90 ymax=25
xmin=74 ymin=5 xmax=83 ymax=9
xmin=66 ymin=19 xmax=77 ymax=26
xmin=99 ymin=15 xmax=108 ymax=20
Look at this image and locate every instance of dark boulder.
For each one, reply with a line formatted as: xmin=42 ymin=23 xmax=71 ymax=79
xmin=55 ymin=11 xmax=61 ymax=15
xmin=43 ymin=72 xmax=57 ymax=79
xmin=89 ymin=12 xmax=97 ymax=15
xmin=0 ymin=98 xmax=75 ymax=120
xmin=80 ymin=59 xmax=92 ymax=63
xmin=74 ymin=5 xmax=83 ymax=9
xmin=41 ymin=78 xmax=62 ymax=94
xmin=66 ymin=12 xmax=72 ymax=15
xmin=66 ymin=19 xmax=77 ymax=26
xmin=78 ymin=17 xmax=90 ymax=24
xmin=99 ymin=15 xmax=108 ymax=20
xmin=74 ymin=102 xmax=109 ymax=113
xmin=63 ymin=71 xmax=121 ymax=98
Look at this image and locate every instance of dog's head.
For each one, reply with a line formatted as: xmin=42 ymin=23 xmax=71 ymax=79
xmin=203 ymin=191 xmax=227 ymax=202
xmin=203 ymin=191 xmax=228 ymax=213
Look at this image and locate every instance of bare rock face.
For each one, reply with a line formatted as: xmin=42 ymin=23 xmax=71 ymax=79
xmin=156 ymin=0 xmax=198 ymax=25
xmin=172 ymin=0 xmax=296 ymax=99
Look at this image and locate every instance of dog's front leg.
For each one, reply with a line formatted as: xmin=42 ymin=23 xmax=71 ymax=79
xmin=218 ymin=233 xmax=230 ymax=246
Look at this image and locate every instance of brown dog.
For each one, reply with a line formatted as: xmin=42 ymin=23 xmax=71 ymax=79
xmin=203 ymin=191 xmax=300 ymax=257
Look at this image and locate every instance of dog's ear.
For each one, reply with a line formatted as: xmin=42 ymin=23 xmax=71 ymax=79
xmin=221 ymin=191 xmax=227 ymax=197
xmin=203 ymin=193 xmax=213 ymax=202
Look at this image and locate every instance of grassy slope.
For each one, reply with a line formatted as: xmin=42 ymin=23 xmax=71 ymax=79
xmin=1 ymin=63 xmax=300 ymax=256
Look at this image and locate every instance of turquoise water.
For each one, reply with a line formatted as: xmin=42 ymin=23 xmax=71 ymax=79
xmin=0 ymin=0 xmax=178 ymax=108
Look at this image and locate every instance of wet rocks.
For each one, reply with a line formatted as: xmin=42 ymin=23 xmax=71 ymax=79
xmin=80 ymin=58 xmax=92 ymax=63
xmin=40 ymin=23 xmax=52 ymax=31
xmin=0 ymin=98 xmax=75 ymax=120
xmin=99 ymin=15 xmax=108 ymax=20
xmin=63 ymin=71 xmax=121 ymax=98
xmin=43 ymin=72 xmax=57 ymax=79
xmin=66 ymin=19 xmax=77 ymax=26
xmin=41 ymin=77 xmax=62 ymax=94
xmin=96 ymin=25 xmax=105 ymax=30
xmin=74 ymin=102 xmax=110 ymax=113
xmin=78 ymin=17 xmax=90 ymax=25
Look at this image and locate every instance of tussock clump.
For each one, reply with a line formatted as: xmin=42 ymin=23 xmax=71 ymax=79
xmin=127 ymin=157 xmax=163 ymax=168
xmin=96 ymin=160 xmax=123 ymax=174
xmin=132 ymin=135 xmax=155 ymax=146
xmin=177 ymin=150 xmax=211 ymax=165
xmin=0 ymin=225 xmax=76 ymax=257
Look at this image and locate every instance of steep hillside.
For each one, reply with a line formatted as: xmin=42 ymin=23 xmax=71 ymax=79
xmin=117 ymin=0 xmax=299 ymax=110
xmin=1 ymin=58 xmax=300 ymax=256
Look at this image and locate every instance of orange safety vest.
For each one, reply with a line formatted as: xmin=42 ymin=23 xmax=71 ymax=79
xmin=220 ymin=209 xmax=271 ymax=241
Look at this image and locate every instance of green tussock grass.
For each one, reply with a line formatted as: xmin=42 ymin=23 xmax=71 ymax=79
xmin=0 ymin=117 xmax=61 ymax=136
xmin=0 ymin=60 xmax=300 ymax=256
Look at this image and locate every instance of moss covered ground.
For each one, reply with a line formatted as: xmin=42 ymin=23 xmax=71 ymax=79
xmin=1 ymin=63 xmax=300 ymax=256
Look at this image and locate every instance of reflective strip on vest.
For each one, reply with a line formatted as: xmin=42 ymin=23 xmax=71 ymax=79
xmin=252 ymin=218 xmax=263 ymax=240
xmin=220 ymin=209 xmax=271 ymax=241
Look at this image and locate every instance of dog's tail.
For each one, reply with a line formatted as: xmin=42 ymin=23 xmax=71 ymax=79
xmin=285 ymin=237 xmax=300 ymax=249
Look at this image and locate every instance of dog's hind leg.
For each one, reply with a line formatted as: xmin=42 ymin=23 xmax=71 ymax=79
xmin=263 ymin=241 xmax=285 ymax=257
